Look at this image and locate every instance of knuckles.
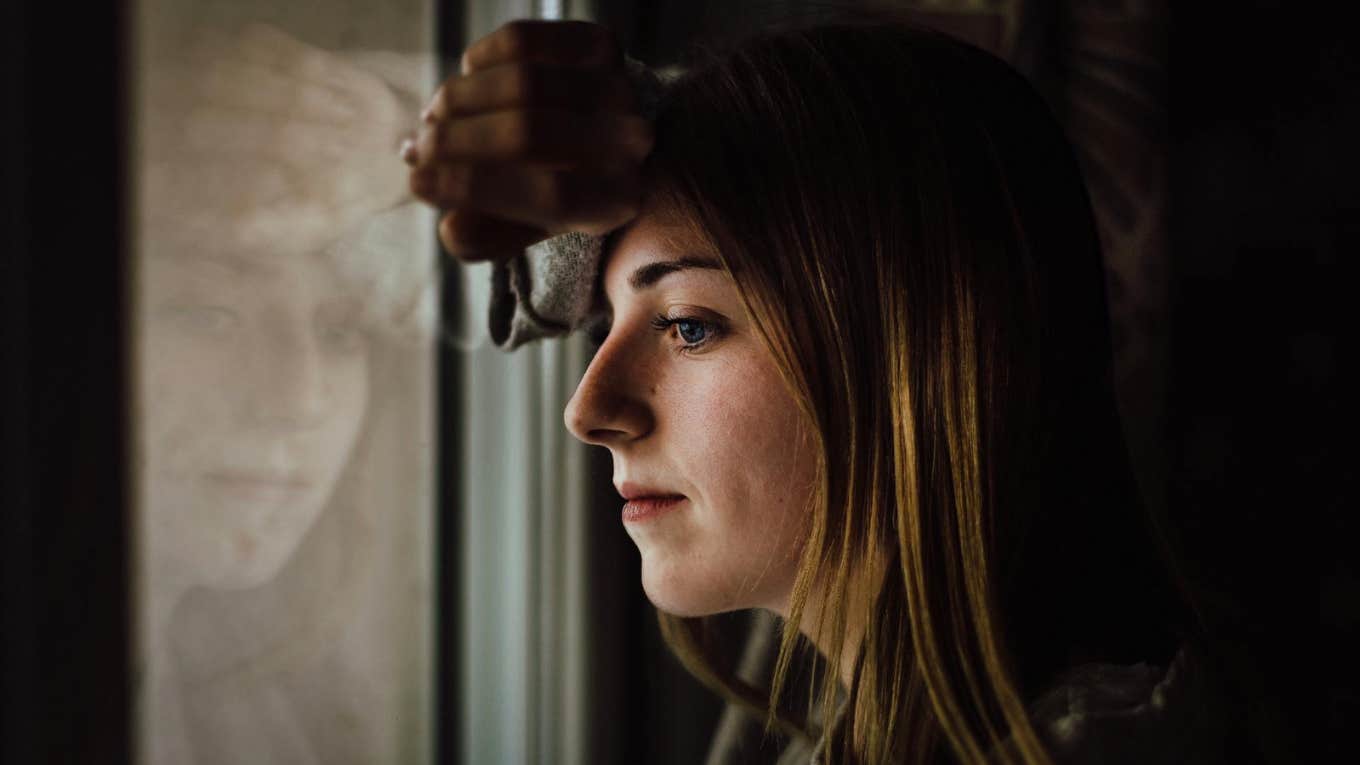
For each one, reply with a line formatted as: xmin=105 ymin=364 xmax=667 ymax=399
xmin=496 ymin=20 xmax=536 ymax=60
xmin=491 ymin=19 xmax=622 ymax=68
xmin=411 ymin=20 xmax=645 ymax=235
xmin=586 ymin=26 xmax=623 ymax=67
xmin=508 ymin=65 xmax=540 ymax=104
xmin=536 ymin=174 xmax=571 ymax=219
xmin=588 ymin=24 xmax=624 ymax=66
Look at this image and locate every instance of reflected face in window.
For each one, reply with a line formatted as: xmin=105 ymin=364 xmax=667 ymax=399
xmin=565 ymin=209 xmax=818 ymax=617
xmin=140 ymin=251 xmax=371 ymax=591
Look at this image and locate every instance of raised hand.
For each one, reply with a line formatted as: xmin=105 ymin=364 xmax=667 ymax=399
xmin=405 ymin=19 xmax=654 ymax=261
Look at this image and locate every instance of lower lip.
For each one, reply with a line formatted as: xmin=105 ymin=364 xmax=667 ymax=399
xmin=621 ymin=496 xmax=687 ymax=523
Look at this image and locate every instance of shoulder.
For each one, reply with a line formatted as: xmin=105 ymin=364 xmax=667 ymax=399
xmin=772 ymin=643 xmax=1232 ymax=764
xmin=1026 ymin=643 xmax=1232 ymax=764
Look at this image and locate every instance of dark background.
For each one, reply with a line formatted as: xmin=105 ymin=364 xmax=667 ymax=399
xmin=3 ymin=1 xmax=1350 ymax=763
xmin=3 ymin=0 xmax=132 ymax=762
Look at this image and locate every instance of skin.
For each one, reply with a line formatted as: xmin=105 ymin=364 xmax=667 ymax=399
xmin=563 ymin=206 xmax=819 ymax=617
xmin=564 ymin=205 xmax=879 ymax=689
xmin=407 ymin=19 xmax=652 ymax=261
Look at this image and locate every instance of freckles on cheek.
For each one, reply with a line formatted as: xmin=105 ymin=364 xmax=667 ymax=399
xmin=669 ymin=367 xmax=754 ymax=456
xmin=694 ymin=358 xmax=808 ymax=503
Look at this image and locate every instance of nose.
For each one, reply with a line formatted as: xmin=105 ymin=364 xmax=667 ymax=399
xmin=242 ymin=322 xmax=333 ymax=429
xmin=564 ymin=334 xmax=654 ymax=447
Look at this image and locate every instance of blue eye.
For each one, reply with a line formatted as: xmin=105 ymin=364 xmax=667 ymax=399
xmin=650 ymin=313 xmax=724 ymax=353
xmin=675 ymin=319 xmax=707 ymax=344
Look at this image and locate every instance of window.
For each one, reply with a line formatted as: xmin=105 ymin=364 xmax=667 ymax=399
xmin=131 ymin=2 xmax=439 ymax=762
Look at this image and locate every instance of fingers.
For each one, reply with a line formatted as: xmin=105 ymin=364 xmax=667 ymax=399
xmin=425 ymin=63 xmax=637 ymax=122
xmin=405 ymin=20 xmax=647 ymax=263
xmin=413 ymin=108 xmax=652 ymax=165
xmin=460 ymin=19 xmax=621 ymax=74
xmin=411 ymin=162 xmax=643 ymax=235
xmin=436 ymin=210 xmax=548 ymax=262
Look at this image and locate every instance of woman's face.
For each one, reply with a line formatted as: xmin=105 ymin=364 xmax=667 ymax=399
xmin=140 ymin=251 xmax=370 ymax=591
xmin=565 ymin=208 xmax=818 ymax=617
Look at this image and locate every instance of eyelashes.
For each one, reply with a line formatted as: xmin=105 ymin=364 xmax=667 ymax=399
xmin=649 ymin=313 xmax=724 ymax=353
xmin=587 ymin=312 xmax=728 ymax=355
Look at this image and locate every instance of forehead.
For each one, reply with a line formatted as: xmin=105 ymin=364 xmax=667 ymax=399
xmin=603 ymin=205 xmax=718 ymax=288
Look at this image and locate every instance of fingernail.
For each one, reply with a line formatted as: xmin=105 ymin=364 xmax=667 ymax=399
xmin=400 ymin=138 xmax=418 ymax=165
xmin=420 ymin=106 xmax=435 ymax=124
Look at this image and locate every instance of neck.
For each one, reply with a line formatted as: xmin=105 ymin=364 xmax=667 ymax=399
xmin=775 ymin=549 xmax=889 ymax=692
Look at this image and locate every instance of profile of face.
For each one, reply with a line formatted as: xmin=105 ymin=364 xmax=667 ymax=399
xmin=140 ymin=251 xmax=371 ymax=592
xmin=565 ymin=206 xmax=819 ymax=618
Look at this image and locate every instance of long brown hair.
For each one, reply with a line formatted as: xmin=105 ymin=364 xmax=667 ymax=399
xmin=643 ymin=19 xmax=1192 ymax=764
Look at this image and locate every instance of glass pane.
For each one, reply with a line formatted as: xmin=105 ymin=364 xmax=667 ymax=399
xmin=130 ymin=2 xmax=437 ymax=763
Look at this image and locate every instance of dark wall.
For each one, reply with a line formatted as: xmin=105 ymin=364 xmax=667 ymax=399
xmin=2 ymin=1 xmax=132 ymax=764
xmin=1166 ymin=3 xmax=1353 ymax=762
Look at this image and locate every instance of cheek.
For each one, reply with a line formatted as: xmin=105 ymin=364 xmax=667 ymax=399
xmin=685 ymin=360 xmax=813 ymax=512
xmin=664 ymin=356 xmax=817 ymax=602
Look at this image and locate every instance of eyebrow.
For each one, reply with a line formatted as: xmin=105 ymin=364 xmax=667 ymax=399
xmin=627 ymin=255 xmax=724 ymax=291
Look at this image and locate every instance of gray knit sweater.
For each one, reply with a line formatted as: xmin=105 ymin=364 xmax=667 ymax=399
xmin=707 ymin=620 xmax=1228 ymax=765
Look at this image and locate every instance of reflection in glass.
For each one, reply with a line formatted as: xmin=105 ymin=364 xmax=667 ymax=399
xmin=132 ymin=3 xmax=435 ymax=763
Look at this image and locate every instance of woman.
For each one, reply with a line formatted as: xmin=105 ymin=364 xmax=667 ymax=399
xmin=409 ymin=17 xmax=1226 ymax=764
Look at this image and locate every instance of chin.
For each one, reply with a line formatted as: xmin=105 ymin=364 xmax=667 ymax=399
xmin=639 ymin=554 xmax=742 ymax=618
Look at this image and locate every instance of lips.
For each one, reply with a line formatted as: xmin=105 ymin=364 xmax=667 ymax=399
xmin=616 ymin=481 xmax=684 ymax=501
xmin=616 ymin=481 xmax=687 ymax=523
